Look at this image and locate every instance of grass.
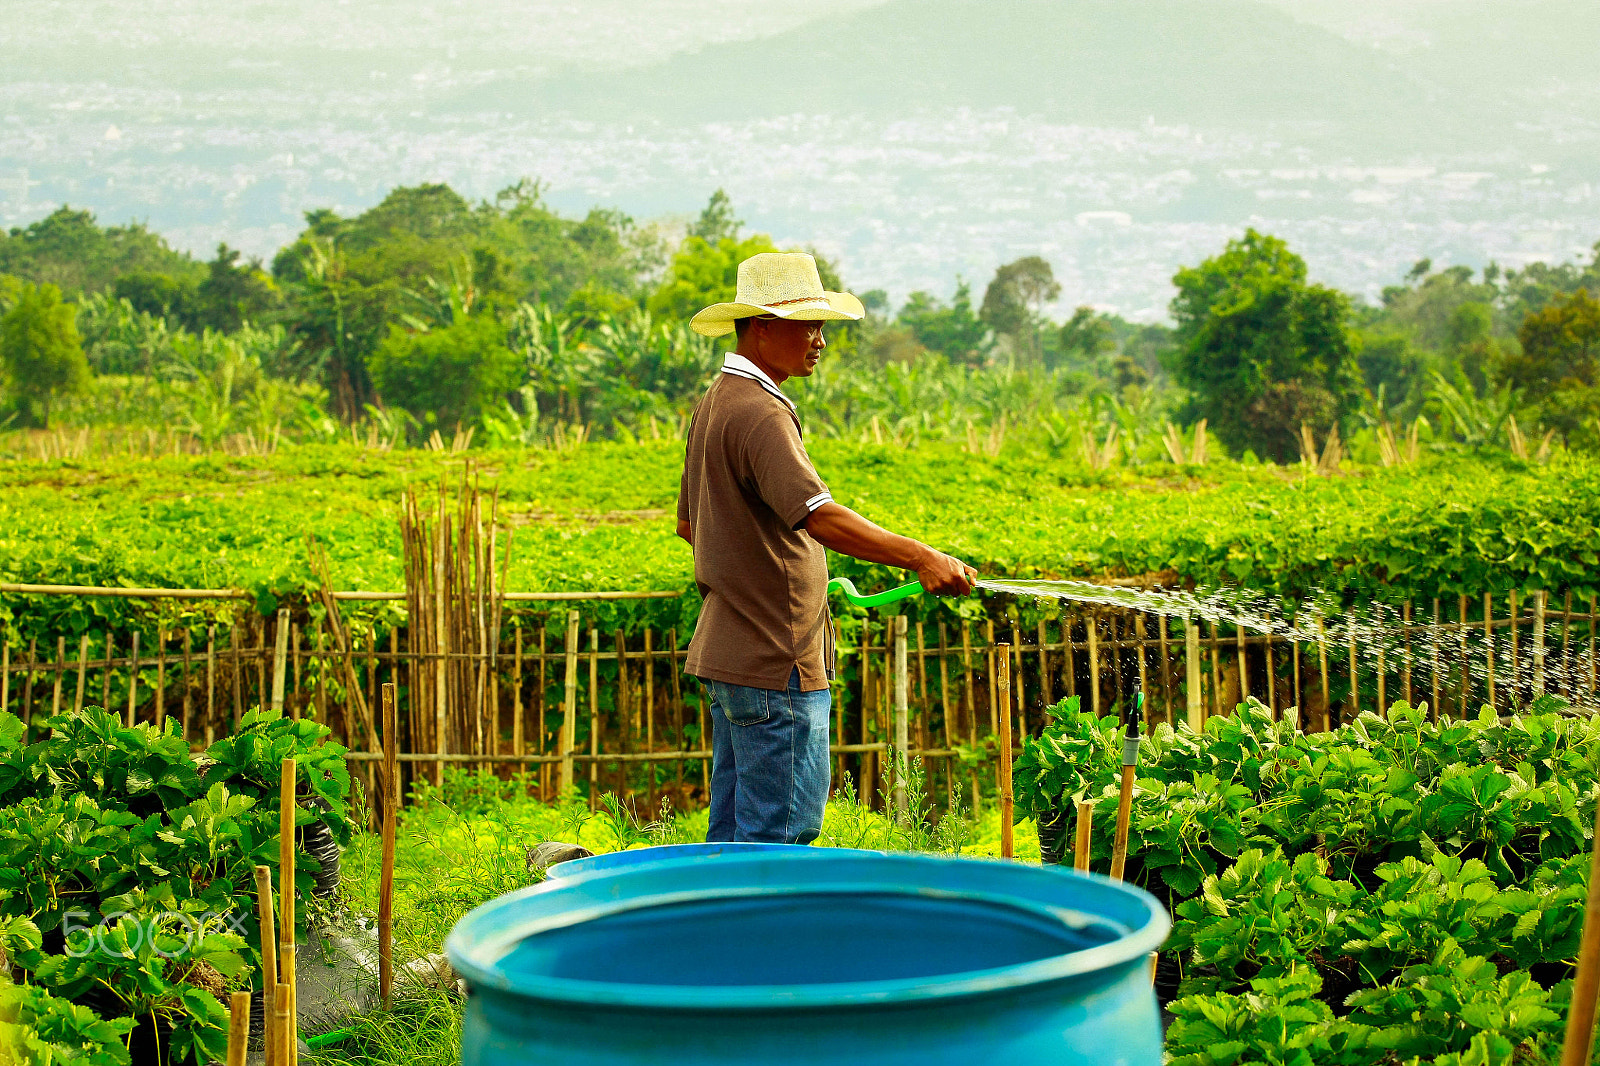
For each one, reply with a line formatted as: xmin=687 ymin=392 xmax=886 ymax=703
xmin=317 ymin=764 xmax=1038 ymax=1064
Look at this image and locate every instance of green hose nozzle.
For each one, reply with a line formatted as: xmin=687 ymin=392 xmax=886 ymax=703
xmin=826 ymin=576 xmax=925 ymax=608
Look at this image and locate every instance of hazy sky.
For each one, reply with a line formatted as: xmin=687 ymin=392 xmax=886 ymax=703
xmin=3 ymin=0 xmax=1596 ymax=319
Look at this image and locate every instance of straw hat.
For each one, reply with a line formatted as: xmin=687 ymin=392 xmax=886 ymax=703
xmin=690 ymin=252 xmax=864 ymax=337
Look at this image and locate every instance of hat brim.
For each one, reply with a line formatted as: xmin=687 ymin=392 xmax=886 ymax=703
xmin=690 ymin=291 xmax=864 ymax=338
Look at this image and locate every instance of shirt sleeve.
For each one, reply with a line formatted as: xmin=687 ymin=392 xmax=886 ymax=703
xmin=676 ymin=460 xmax=690 ymax=524
xmin=745 ymin=410 xmax=832 ymax=530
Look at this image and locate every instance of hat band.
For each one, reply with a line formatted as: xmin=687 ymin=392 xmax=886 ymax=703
xmin=761 ymin=295 xmax=830 ymax=308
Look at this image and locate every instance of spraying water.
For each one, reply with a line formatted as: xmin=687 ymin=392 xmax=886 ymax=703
xmin=973 ymin=577 xmax=1599 ymax=716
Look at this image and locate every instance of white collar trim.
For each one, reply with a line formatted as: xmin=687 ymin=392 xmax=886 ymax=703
xmin=721 ymin=353 xmax=796 ymax=412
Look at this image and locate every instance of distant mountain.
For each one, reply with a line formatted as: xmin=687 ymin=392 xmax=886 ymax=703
xmin=486 ymin=0 xmax=1465 ymax=149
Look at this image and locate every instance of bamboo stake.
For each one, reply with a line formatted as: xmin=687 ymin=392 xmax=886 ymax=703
xmin=51 ymin=637 xmax=64 ymax=720
xmin=997 ymin=642 xmax=1013 ymax=859
xmin=893 ymin=615 xmax=910 ymax=820
xmin=379 ymin=683 xmax=397 ymax=1007
xmin=1484 ymin=592 xmax=1495 ymax=713
xmin=645 ymin=628 xmax=656 ymax=808
xmin=1159 ymin=615 xmax=1172 ymax=724
xmin=292 ymin=626 xmax=302 ymax=720
xmin=273 ymin=983 xmax=291 ymax=1066
xmin=21 ymin=640 xmax=34 ymax=737
xmin=254 ymin=865 xmax=278 ymax=1066
xmin=1347 ymin=624 xmax=1359 ymax=719
xmin=1010 ymin=619 xmax=1025 ymax=740
xmin=0 ymin=642 xmax=7 ymax=722
xmin=1074 ymin=799 xmax=1093 ymax=872
xmin=1440 ymin=592 xmax=1452 ymax=717
xmin=560 ymin=612 xmax=579 ymax=795
xmin=939 ymin=623 xmax=955 ymax=810
xmin=1459 ymin=595 xmax=1470 ymax=720
xmin=1184 ymin=614 xmax=1202 ymax=731
xmin=1563 ymin=591 xmax=1575 ymax=699
xmin=1376 ymin=628 xmax=1385 ymax=716
xmin=226 ymin=990 xmax=250 ymax=1066
xmin=1064 ymin=613 xmax=1076 ymax=699
xmin=269 ymin=608 xmax=289 ymax=715
xmin=74 ymin=634 xmax=88 ymax=713
xmin=513 ymin=626 xmax=524 ymax=759
xmin=1560 ymin=799 xmax=1600 ymax=1066
xmin=1038 ymin=619 xmax=1051 ymax=707
xmin=1402 ymin=601 xmax=1413 ymax=706
xmin=1292 ymin=634 xmax=1301 ymax=730
xmin=1110 ymin=698 xmax=1140 ymax=882
xmin=1316 ymin=619 xmax=1330 ymax=732
xmin=1510 ymin=589 xmax=1521 ymax=696
xmin=962 ymin=621 xmax=978 ymax=817
xmin=1208 ymin=619 xmax=1221 ymax=718
xmin=1235 ymin=623 xmax=1248 ymax=700
xmin=181 ymin=630 xmax=193 ymax=741
xmin=126 ymin=632 xmax=140 ymax=726
xmin=985 ymin=620 xmax=998 ymax=735
xmin=588 ymin=628 xmax=599 ymax=810
xmin=1533 ymin=589 xmax=1547 ymax=698
xmin=279 ymin=758 xmax=297 ymax=1066
xmin=1591 ymin=596 xmax=1597 ymax=696
xmin=230 ymin=626 xmax=243 ymax=729
xmin=205 ymin=627 xmax=217 ymax=745
xmin=155 ymin=628 xmax=166 ymax=732
xmin=1136 ymin=615 xmax=1149 ymax=713
xmin=102 ymin=631 xmax=113 ymax=709
xmin=1086 ymin=614 xmax=1100 ymax=716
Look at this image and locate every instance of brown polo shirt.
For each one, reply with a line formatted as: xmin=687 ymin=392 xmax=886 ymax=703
xmin=677 ymin=359 xmax=835 ymax=691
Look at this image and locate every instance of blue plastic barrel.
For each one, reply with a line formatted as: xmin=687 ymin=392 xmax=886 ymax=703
xmin=448 ymin=851 xmax=1169 ymax=1065
xmin=544 ymin=842 xmax=818 ymax=879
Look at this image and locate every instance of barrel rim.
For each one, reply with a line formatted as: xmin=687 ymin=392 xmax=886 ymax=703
xmin=446 ymin=851 xmax=1170 ymax=1012
xmin=545 ymin=841 xmax=831 ymax=879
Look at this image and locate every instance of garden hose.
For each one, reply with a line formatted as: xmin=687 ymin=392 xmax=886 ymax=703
xmin=826 ymin=576 xmax=925 ymax=608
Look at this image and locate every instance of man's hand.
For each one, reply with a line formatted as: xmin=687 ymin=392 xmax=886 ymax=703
xmin=916 ymin=547 xmax=977 ymax=596
xmin=676 ymin=518 xmax=693 ymax=546
xmin=805 ymin=502 xmax=976 ymax=596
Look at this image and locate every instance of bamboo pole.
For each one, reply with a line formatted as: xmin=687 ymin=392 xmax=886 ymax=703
xmin=893 ymin=616 xmax=910 ymax=820
xmin=645 ymin=628 xmax=656 ymax=809
xmin=985 ymin=620 xmax=998 ymax=736
xmin=21 ymin=640 xmax=34 ymax=737
xmin=1440 ymin=598 xmax=1452 ymax=713
xmin=1510 ymin=589 xmax=1521 ymax=696
xmin=155 ymin=628 xmax=166 ymax=732
xmin=962 ymin=621 xmax=978 ymax=817
xmin=273 ymin=983 xmax=291 ymax=1066
xmin=379 ymin=683 xmax=397 ymax=1008
xmin=1184 ymin=614 xmax=1202 ymax=731
xmin=997 ymin=643 xmax=1013 ymax=859
xmin=1484 ymin=592 xmax=1495 ymax=713
xmin=588 ymin=628 xmax=599 ymax=810
xmin=1563 ymin=591 xmax=1575 ymax=699
xmin=230 ymin=626 xmax=243 ymax=729
xmin=51 ymin=637 xmax=64 ymax=720
xmin=0 ymin=642 xmax=7 ymax=722
xmin=1136 ymin=615 xmax=1149 ymax=713
xmin=1235 ymin=622 xmax=1248 ymax=700
xmin=254 ymin=865 xmax=278 ymax=1066
xmin=1591 ymin=596 xmax=1597 ymax=696
xmin=513 ymin=626 xmax=524 ymax=759
xmin=1458 ymin=595 xmax=1470 ymax=720
xmin=560 ymin=611 xmax=579 ymax=795
xmin=1402 ymin=601 xmax=1413 ymax=706
xmin=1209 ymin=619 xmax=1221 ymax=718
xmin=1265 ymin=636 xmax=1277 ymax=719
xmin=1316 ymin=619 xmax=1330 ymax=732
xmin=1533 ymin=589 xmax=1547 ymax=697
xmin=205 ymin=627 xmax=217 ymax=745
xmin=74 ymin=634 xmax=88 ymax=713
xmin=279 ymin=758 xmax=297 ymax=1066
xmin=1086 ymin=614 xmax=1100 ymax=716
xmin=1376 ymin=629 xmax=1385 ymax=716
xmin=181 ymin=630 xmax=193 ymax=740
xmin=1159 ymin=615 xmax=1172 ymax=725
xmin=126 ymin=632 xmax=139 ymax=726
xmin=102 ymin=631 xmax=113 ymax=709
xmin=1074 ymin=799 xmax=1092 ymax=872
xmin=938 ymin=623 xmax=955 ymax=810
xmin=272 ymin=605 xmax=291 ymax=713
xmin=226 ymin=990 xmax=250 ymax=1066
xmin=1038 ymin=619 xmax=1051 ymax=708
xmin=1559 ymin=799 xmax=1600 ymax=1066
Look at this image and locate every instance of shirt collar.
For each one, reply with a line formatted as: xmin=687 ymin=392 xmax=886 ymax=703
xmin=721 ymin=352 xmax=796 ymax=412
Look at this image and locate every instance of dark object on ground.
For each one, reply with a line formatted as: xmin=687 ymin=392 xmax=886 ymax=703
xmin=1037 ymin=803 xmax=1070 ymax=865
xmin=526 ymin=841 xmax=594 ymax=878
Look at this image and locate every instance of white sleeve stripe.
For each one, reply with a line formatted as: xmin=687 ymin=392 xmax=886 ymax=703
xmin=805 ymin=492 xmax=834 ymax=511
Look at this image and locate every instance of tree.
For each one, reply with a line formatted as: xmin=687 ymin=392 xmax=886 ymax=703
xmin=1169 ymin=230 xmax=1361 ymax=462
xmin=898 ymin=282 xmax=990 ymax=366
xmin=690 ymin=189 xmax=742 ymax=245
xmin=194 ymin=244 xmax=280 ymax=333
xmin=367 ymin=314 xmax=520 ymax=429
xmin=1054 ymin=306 xmax=1117 ymax=372
xmin=980 ymin=256 xmax=1060 ymax=359
xmin=0 ymin=282 xmax=91 ymax=427
xmin=646 ymin=233 xmax=778 ymax=325
xmin=1503 ymin=288 xmax=1600 ymax=442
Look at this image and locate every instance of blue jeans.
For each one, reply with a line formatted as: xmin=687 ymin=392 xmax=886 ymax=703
xmin=706 ymin=668 xmax=831 ymax=844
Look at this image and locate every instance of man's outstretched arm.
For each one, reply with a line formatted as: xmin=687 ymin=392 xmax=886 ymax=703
xmin=804 ymin=502 xmax=975 ymax=595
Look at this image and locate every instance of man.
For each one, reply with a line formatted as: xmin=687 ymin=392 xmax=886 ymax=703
xmin=676 ymin=251 xmax=975 ymax=845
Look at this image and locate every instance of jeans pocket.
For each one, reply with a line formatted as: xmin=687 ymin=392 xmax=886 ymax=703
xmin=715 ymin=683 xmax=771 ymax=726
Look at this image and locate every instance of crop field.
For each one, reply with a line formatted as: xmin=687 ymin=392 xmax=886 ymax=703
xmin=3 ymin=442 xmax=1598 ymax=643
xmin=4 ymin=443 xmax=1600 ymax=1065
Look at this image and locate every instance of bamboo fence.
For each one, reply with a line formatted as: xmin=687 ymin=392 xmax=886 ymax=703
xmin=1 ymin=584 xmax=1595 ymax=815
